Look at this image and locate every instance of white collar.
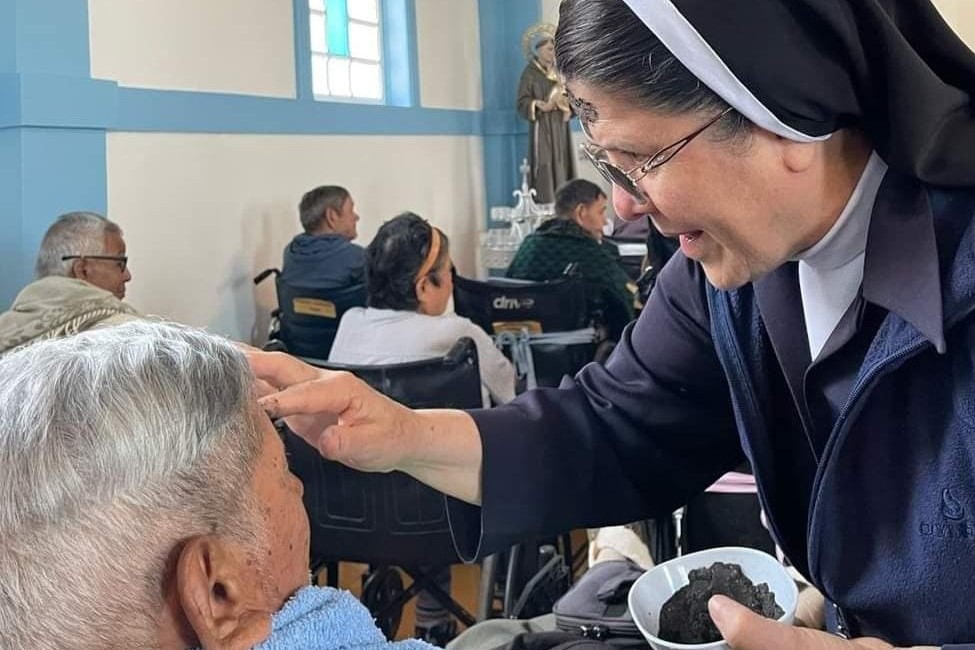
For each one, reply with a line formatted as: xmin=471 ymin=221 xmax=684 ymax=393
xmin=795 ymin=152 xmax=888 ymax=360
xmin=794 ymin=152 xmax=887 ymax=269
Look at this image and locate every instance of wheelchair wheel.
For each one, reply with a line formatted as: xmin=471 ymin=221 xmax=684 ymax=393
xmin=361 ymin=566 xmax=405 ymax=638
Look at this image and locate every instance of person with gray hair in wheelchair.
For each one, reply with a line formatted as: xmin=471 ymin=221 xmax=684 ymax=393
xmin=281 ymin=185 xmax=365 ymax=291
xmin=0 ymin=321 xmax=435 ymax=650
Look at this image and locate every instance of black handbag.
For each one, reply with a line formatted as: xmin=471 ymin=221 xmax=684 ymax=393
xmin=551 ymin=559 xmax=648 ymax=648
xmin=490 ymin=560 xmax=649 ymax=650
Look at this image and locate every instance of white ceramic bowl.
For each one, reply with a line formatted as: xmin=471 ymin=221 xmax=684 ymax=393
xmin=627 ymin=546 xmax=798 ymax=650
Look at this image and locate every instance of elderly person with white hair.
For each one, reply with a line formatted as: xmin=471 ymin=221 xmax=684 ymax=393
xmin=0 ymin=321 xmax=433 ymax=650
xmin=0 ymin=211 xmax=138 ymax=353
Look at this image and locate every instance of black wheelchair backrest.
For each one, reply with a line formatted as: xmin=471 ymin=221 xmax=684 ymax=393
xmin=283 ymin=337 xmax=481 ymax=567
xmin=452 ymin=274 xmax=589 ymax=335
xmin=275 ymin=279 xmax=366 ymax=360
xmin=309 ymin=337 xmax=482 ymax=410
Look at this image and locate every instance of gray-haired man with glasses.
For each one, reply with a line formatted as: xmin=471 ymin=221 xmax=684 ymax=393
xmin=0 ymin=211 xmax=139 ymax=353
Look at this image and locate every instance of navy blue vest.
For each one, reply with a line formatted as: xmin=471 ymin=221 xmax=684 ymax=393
xmin=706 ymin=185 xmax=975 ymax=645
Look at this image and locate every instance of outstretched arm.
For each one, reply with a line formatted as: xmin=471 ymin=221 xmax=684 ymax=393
xmin=250 ymin=354 xmax=485 ymax=505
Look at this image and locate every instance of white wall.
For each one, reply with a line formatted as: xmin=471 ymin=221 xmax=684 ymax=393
xmin=541 ymin=0 xmax=561 ymax=28
xmin=107 ymin=133 xmax=485 ymax=341
xmin=932 ymin=0 xmax=975 ymax=48
xmin=415 ymin=0 xmax=483 ymax=110
xmin=89 ymin=0 xmax=297 ymax=97
xmin=89 ymin=0 xmax=489 ymax=341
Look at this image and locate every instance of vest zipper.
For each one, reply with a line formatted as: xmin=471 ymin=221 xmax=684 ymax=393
xmin=706 ymin=289 xmax=794 ymax=566
xmin=806 ymin=336 xmax=930 ymax=636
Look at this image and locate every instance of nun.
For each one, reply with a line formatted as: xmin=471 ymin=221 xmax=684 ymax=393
xmin=251 ymin=1 xmax=975 ymax=648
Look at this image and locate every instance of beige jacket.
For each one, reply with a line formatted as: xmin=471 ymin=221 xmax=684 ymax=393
xmin=0 ymin=276 xmax=139 ymax=353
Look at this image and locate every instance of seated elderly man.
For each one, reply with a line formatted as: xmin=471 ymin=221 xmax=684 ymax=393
xmin=506 ymin=179 xmax=636 ymax=340
xmin=281 ymin=185 xmax=366 ymax=290
xmin=0 ymin=321 xmax=433 ymax=650
xmin=0 ymin=211 xmax=139 ymax=353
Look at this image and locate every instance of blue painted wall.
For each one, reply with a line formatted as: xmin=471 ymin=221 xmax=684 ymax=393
xmin=0 ymin=0 xmax=537 ymax=305
xmin=382 ymin=0 xmax=420 ymax=108
xmin=0 ymin=0 xmax=108 ymax=302
xmin=478 ymin=0 xmax=541 ymax=215
xmin=0 ymin=129 xmax=25 ymax=285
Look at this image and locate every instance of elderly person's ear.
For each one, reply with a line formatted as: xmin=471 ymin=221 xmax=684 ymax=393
xmin=572 ymin=203 xmax=586 ymax=225
xmin=176 ymin=536 xmax=274 ymax=650
xmin=323 ymin=206 xmax=340 ymax=230
xmin=69 ymin=258 xmax=86 ymax=280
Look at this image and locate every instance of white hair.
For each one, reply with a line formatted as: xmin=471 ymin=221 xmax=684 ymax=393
xmin=34 ymin=211 xmax=123 ymax=278
xmin=0 ymin=322 xmax=265 ymax=650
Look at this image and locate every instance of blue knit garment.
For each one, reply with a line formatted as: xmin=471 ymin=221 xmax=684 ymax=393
xmin=196 ymin=586 xmax=439 ymax=650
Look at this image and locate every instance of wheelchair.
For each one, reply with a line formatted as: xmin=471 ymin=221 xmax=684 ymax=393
xmin=280 ymin=338 xmax=484 ymax=638
xmin=452 ymin=271 xmax=600 ymax=389
xmin=253 ymin=268 xmax=365 ymax=360
xmin=281 ymin=334 xmax=577 ymax=634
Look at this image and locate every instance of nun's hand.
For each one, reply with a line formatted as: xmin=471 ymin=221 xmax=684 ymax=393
xmin=248 ymin=350 xmax=421 ymax=473
xmin=709 ymin=596 xmax=935 ymax=650
xmin=248 ymin=349 xmax=484 ymax=504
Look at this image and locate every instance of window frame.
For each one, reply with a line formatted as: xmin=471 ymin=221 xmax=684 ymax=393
xmin=308 ymin=0 xmax=386 ymax=104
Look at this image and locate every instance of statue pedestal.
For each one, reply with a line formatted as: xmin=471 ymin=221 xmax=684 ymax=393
xmin=480 ymin=158 xmax=555 ymax=276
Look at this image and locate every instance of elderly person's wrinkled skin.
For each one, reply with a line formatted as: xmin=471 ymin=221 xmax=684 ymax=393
xmin=162 ymin=413 xmax=310 ymax=650
xmin=0 ymin=323 xmax=309 ymax=650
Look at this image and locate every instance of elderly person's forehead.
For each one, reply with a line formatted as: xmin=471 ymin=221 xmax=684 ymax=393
xmin=0 ymin=323 xmax=299 ymax=649
xmin=0 ymin=322 xmax=262 ymax=521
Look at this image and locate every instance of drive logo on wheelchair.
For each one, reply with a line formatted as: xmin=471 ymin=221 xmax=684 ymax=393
xmin=493 ymin=295 xmax=536 ymax=310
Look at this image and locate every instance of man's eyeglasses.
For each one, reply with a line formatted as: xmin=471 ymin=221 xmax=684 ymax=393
xmin=61 ymin=254 xmax=128 ymax=272
xmin=580 ymin=107 xmax=733 ymax=202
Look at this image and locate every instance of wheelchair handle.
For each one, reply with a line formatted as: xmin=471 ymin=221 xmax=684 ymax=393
xmin=253 ymin=268 xmax=280 ymax=285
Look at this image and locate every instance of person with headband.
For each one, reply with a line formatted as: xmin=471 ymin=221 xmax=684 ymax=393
xmin=251 ymin=1 xmax=975 ymax=648
xmin=328 ymin=212 xmax=515 ymax=644
xmin=330 ymin=212 xmax=514 ymax=409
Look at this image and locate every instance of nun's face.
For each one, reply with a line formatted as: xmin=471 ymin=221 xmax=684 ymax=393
xmin=572 ymin=81 xmax=835 ymax=290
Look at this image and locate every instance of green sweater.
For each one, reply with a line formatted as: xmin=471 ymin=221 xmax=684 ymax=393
xmin=506 ymin=219 xmax=635 ymax=339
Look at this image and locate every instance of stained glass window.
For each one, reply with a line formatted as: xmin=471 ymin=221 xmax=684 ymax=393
xmin=309 ymin=0 xmax=383 ymax=101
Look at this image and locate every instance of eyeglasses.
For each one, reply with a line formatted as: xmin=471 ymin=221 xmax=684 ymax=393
xmin=61 ymin=254 xmax=128 ymax=272
xmin=580 ymin=107 xmax=733 ymax=202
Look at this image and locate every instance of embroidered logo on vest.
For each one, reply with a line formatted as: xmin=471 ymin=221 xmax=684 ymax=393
xmin=943 ymin=488 xmax=965 ymax=521
xmin=919 ymin=487 xmax=974 ymax=540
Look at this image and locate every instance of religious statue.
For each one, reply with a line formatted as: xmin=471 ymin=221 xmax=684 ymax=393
xmin=517 ymin=22 xmax=576 ymax=204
